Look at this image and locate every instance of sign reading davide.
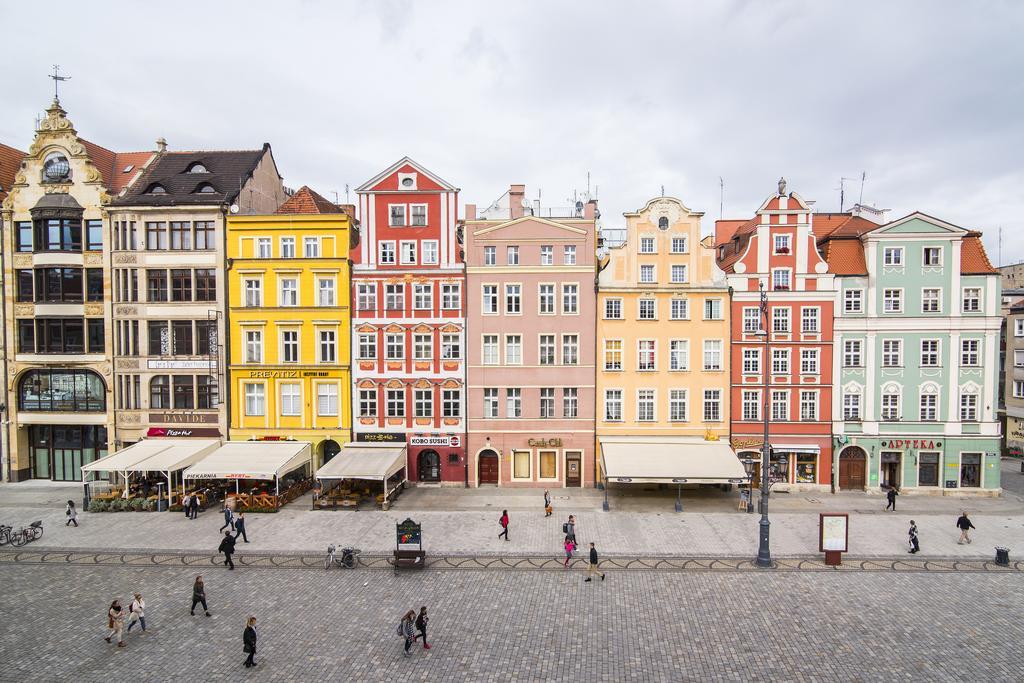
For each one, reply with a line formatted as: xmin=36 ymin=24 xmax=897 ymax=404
xmin=150 ymin=413 xmax=218 ymax=424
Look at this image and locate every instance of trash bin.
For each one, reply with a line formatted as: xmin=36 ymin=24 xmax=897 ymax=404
xmin=995 ymin=546 xmax=1010 ymax=566
xmin=156 ymin=483 xmax=167 ymax=512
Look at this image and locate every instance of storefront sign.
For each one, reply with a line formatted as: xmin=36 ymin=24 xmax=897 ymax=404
xmin=147 ymin=427 xmax=222 ymax=438
xmin=879 ymin=439 xmax=941 ymax=451
xmin=149 ymin=412 xmax=218 ymax=424
xmin=243 ymin=370 xmax=333 ymax=379
xmin=147 ymin=359 xmax=215 ymax=370
xmin=356 ymin=432 xmax=407 ymax=443
xmin=527 ymin=438 xmax=562 ymax=448
xmin=410 ymin=435 xmax=460 ymax=448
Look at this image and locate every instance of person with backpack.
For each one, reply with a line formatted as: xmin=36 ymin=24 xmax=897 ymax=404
xmin=414 ymin=606 xmax=430 ymax=650
xmin=190 ymin=575 xmax=211 ymax=616
xmin=956 ymin=512 xmax=975 ymax=544
xmin=243 ymin=616 xmax=258 ymax=668
xmin=563 ymin=515 xmax=576 ymax=544
xmin=219 ymin=530 xmax=237 ymax=570
xmin=399 ymin=610 xmax=416 ymax=656
xmin=907 ymin=520 xmax=920 ymax=554
xmin=126 ymin=592 xmax=146 ymax=633
xmin=65 ymin=500 xmax=78 ymax=527
xmin=105 ymin=600 xmax=126 ymax=647
xmin=498 ymin=510 xmax=509 ymax=541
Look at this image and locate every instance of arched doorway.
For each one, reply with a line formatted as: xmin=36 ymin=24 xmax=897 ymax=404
xmin=418 ymin=450 xmax=441 ymax=482
xmin=478 ymin=449 xmax=499 ymax=485
xmin=321 ymin=440 xmax=341 ymax=465
xmin=838 ymin=446 xmax=867 ymax=490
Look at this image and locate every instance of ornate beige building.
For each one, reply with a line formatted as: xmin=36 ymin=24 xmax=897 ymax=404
xmin=1 ymin=98 xmax=152 ymax=480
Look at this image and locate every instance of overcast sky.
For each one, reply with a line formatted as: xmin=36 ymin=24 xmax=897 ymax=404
xmin=2 ymin=1 xmax=1021 ymax=263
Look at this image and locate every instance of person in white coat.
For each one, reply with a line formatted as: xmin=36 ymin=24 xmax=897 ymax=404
xmin=126 ymin=592 xmax=146 ymax=633
xmin=65 ymin=500 xmax=78 ymax=527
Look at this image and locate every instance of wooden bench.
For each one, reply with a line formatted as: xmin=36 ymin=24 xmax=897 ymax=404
xmin=393 ymin=549 xmax=426 ymax=571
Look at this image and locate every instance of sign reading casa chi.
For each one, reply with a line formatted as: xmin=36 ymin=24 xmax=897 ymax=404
xmin=527 ymin=438 xmax=563 ymax=447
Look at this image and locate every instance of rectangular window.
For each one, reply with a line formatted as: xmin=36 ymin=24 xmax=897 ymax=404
xmin=280 ymin=384 xmax=301 ymax=416
xmin=670 ymin=299 xmax=689 ymax=320
xmin=561 ymin=334 xmax=579 ymax=365
xmin=483 ymin=246 xmax=496 ymax=266
xmin=771 ymin=391 xmax=789 ymax=421
xmin=604 ymin=298 xmax=622 ymax=319
xmin=638 ymin=339 xmax=656 ymax=371
xmin=413 ymin=333 xmax=432 ymax=361
xmin=637 ymin=389 xmax=656 ymax=421
xmin=400 ymin=241 xmax=417 ymax=265
xmin=799 ymin=391 xmax=817 ymax=421
xmin=245 ymin=330 xmax=263 ymax=363
xmin=357 ymin=332 xmax=376 ymax=360
xmin=317 ymin=278 xmax=336 ymax=307
xmin=1014 ymin=381 xmax=1024 ymax=399
xmin=15 ymin=222 xmax=33 ymax=252
xmin=960 ymin=393 xmax=978 ymax=421
xmin=671 ymin=237 xmax=687 ymax=254
xmin=442 ymin=389 xmax=460 ymax=418
xmin=505 ymin=284 xmax=521 ymax=314
xmin=883 ymin=289 xmax=902 ymax=313
xmin=356 ymin=283 xmax=376 ymax=311
xmin=146 ymin=222 xmax=167 ymax=250
xmin=742 ymin=390 xmax=760 ymax=421
xmin=513 ymin=450 xmax=530 ymax=479
xmin=844 ymin=289 xmax=863 ymax=313
xmin=773 ymin=234 xmax=790 ymax=254
xmin=671 ymin=264 xmax=687 ymax=283
xmin=604 ymin=339 xmax=622 ymax=371
xmin=414 ymin=389 xmax=433 ymax=418
xmin=772 ymin=349 xmax=790 ymax=375
xmin=540 ymin=388 xmax=555 ymax=418
xmin=378 ymin=241 xmax=395 ymax=264
xmin=389 ymin=205 xmax=406 ymax=227
xmin=743 ymin=307 xmax=760 ymax=333
xmin=15 ymin=270 xmax=33 ymax=302
xmin=282 ymin=330 xmax=300 ymax=363
xmin=148 ymin=321 xmax=169 ymax=356
xmin=385 ymin=333 xmax=404 ymax=360
xmin=256 ymin=237 xmax=271 ymax=259
xmin=280 ymin=236 xmax=295 ymax=258
xmin=562 ymin=388 xmax=578 ymax=418
xmin=843 ymin=393 xmax=861 ymax=421
xmin=882 ymin=339 xmax=902 ymax=367
xmin=385 ymin=284 xmax=404 ymax=311
xmin=279 ymin=278 xmax=298 ymax=307
xmin=442 ymin=333 xmax=460 ymax=360
xmin=772 ymin=307 xmax=789 ymax=333
xmin=639 ymin=237 xmax=655 ymax=254
xmin=305 ymin=236 xmax=322 ymax=259
xmin=85 ymin=219 xmax=103 ymax=251
xmin=410 ymin=204 xmax=427 ymax=226
xmin=386 ymin=389 xmax=405 ymax=417
xmin=772 ymin=269 xmax=791 ymax=290
xmin=243 ymin=278 xmax=262 ymax=307
xmin=604 ymin=389 xmax=623 ymax=421
xmin=921 ymin=340 xmax=940 ymax=366
xmin=883 ymin=247 xmax=903 ymax=266
xmin=359 ymin=389 xmax=377 ymax=418
xmin=800 ymin=349 xmax=819 ymax=374
xmin=703 ymin=389 xmax=722 ymax=422
xmin=482 ymin=285 xmax=498 ymax=314
xmin=919 ymin=452 xmax=939 ymax=486
xmin=922 ymin=288 xmax=941 ymax=313
xmin=318 ymin=384 xmax=340 ymax=417
xmin=172 ymin=320 xmax=193 ymax=355
xmin=540 ymin=245 xmax=553 ymax=265
xmin=563 ymin=245 xmax=577 ymax=265
xmin=703 ymin=340 xmax=722 ymax=371
xmin=923 ymin=247 xmax=941 ymax=266
xmin=881 ymin=393 xmax=900 ymax=421
xmin=318 ymin=330 xmax=337 ymax=363
xmin=742 ymin=348 xmax=760 ymax=374
xmin=440 ymin=283 xmax=460 ymax=310
xmin=87 ymin=318 xmax=105 ymax=353
xmin=962 ymin=287 xmax=981 ymax=313
xmin=801 ymin=307 xmax=819 ymax=333
xmin=421 ymin=241 xmax=438 ymax=265
xmin=413 ymin=283 xmax=433 ymax=310
xmin=562 ymin=284 xmax=578 ymax=314
xmin=244 ymin=383 xmax=265 ymax=416
xmin=639 ymin=299 xmax=656 ymax=320
xmin=483 ymin=388 xmax=498 ymax=418
xmin=170 ymin=269 xmax=192 ymax=302
xmin=506 ymin=246 xmax=519 ymax=265
xmin=17 ymin=319 xmax=35 ymax=353
xmin=1015 ymin=350 xmax=1024 ymax=368
xmin=669 ymin=389 xmax=687 ymax=421
xmin=194 ymin=269 xmax=215 ymax=301
xmin=639 ymin=265 xmax=655 ymax=283
xmin=961 ymin=339 xmax=980 ymax=367
xmin=539 ymin=284 xmax=555 ymax=314
xmin=147 ymin=269 xmax=168 ymax=302
xmin=505 ymin=335 xmax=522 ymax=364
xmin=506 ymin=388 xmax=522 ymax=418
xmin=920 ymin=393 xmax=938 ymax=421
xmin=669 ymin=340 xmax=689 ymax=371
xmin=844 ymin=340 xmax=863 ymax=367
xmin=482 ymin=335 xmax=499 ymax=365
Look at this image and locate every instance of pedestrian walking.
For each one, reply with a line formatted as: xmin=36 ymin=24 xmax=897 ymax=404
xmin=126 ymin=592 xmax=147 ymax=633
xmin=182 ymin=493 xmax=192 ymax=519
xmin=543 ymin=490 xmax=552 ymax=517
xmin=65 ymin=499 xmax=78 ymax=527
xmin=234 ymin=512 xmax=249 ymax=543
xmin=563 ymin=515 xmax=576 ymax=544
xmin=190 ymin=575 xmax=211 ymax=616
xmin=498 ymin=509 xmax=509 ymax=541
xmin=415 ymin=606 xmax=430 ymax=650
xmin=219 ymin=503 xmax=234 ymax=533
xmin=584 ymin=542 xmax=606 ymax=582
xmin=399 ymin=610 xmax=416 ymax=656
xmin=563 ymin=537 xmax=576 ymax=568
xmin=105 ymin=599 xmax=126 ymax=647
xmin=219 ymin=530 xmax=236 ymax=570
xmin=956 ymin=512 xmax=975 ymax=544
xmin=189 ymin=492 xmax=200 ymax=520
xmin=885 ymin=487 xmax=898 ymax=511
xmin=243 ymin=616 xmax=258 ymax=668
xmin=908 ymin=520 xmax=920 ymax=554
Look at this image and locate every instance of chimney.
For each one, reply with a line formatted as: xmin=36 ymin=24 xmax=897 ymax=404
xmin=155 ymin=137 xmax=167 ymax=153
xmin=466 ymin=204 xmax=477 ymax=220
xmin=584 ymin=199 xmax=598 ymax=220
xmin=510 ymin=184 xmax=526 ymax=219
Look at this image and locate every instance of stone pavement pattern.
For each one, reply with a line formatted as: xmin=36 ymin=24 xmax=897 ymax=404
xmin=0 ymin=562 xmax=1020 ymax=682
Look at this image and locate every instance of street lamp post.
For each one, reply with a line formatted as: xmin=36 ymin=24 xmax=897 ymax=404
xmin=742 ymin=457 xmax=755 ymax=513
xmin=755 ymin=280 xmax=773 ymax=567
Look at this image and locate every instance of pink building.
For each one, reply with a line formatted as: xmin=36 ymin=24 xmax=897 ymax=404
xmin=465 ymin=185 xmax=597 ymax=488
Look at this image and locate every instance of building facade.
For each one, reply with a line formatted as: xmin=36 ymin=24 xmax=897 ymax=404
xmin=1005 ymin=301 xmax=1024 ymax=456
xmin=351 ymin=158 xmax=465 ymax=485
xmin=0 ymin=99 xmax=152 ymax=481
xmin=596 ymin=196 xmax=731 ymax=452
xmin=465 ymin=185 xmax=598 ymax=488
xmin=829 ymin=213 xmax=1002 ymax=494
xmin=227 ymin=187 xmax=354 ymax=466
xmin=716 ymin=182 xmax=839 ymax=492
xmin=107 ymin=144 xmax=286 ymax=449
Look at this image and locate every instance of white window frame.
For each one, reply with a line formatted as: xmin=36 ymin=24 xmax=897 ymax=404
xmin=603 ymin=339 xmax=623 ymax=371
xmin=883 ymin=246 xmax=904 ymax=266
xmin=399 ymin=240 xmax=417 ymax=265
xmin=637 ymin=339 xmax=657 ymax=372
xmin=636 ymin=389 xmax=656 ymax=422
xmin=538 ymin=284 xmax=556 ymax=315
xmin=962 ymin=287 xmax=981 ymax=313
xmin=800 ymin=307 xmax=820 ymax=334
xmin=244 ymin=383 xmax=265 ymax=416
xmin=506 ymin=245 xmax=519 ymax=265
xmin=670 ymin=264 xmax=687 ymax=284
xmin=800 ymin=349 xmax=819 ymax=375
xmin=504 ymin=334 xmax=522 ymax=365
xmin=921 ymin=287 xmax=942 ymax=313
xmin=303 ymin=236 xmax=321 ymax=258
xmin=882 ymin=339 xmax=902 ymax=367
xmin=639 ymin=264 xmax=656 ymax=284
xmin=562 ymin=283 xmax=579 ymax=315
xmin=670 ymin=298 xmax=689 ymax=321
xmin=482 ymin=335 xmax=499 ymax=365
xmin=505 ymin=284 xmax=522 ymax=315
xmin=773 ymin=234 xmax=791 ymax=255
xmin=317 ymin=329 xmax=337 ymax=363
xmin=844 ymin=289 xmax=863 ymax=313
xmin=421 ymin=240 xmax=439 ymax=265
xmin=540 ymin=245 xmax=553 ymax=265
xmin=920 ymin=339 xmax=941 ymax=367
xmin=413 ymin=283 xmax=433 ymax=311
xmin=638 ymin=299 xmax=656 ymax=320
xmin=922 ymin=246 xmax=942 ymax=267
xmin=279 ymin=277 xmax=298 ymax=307
xmin=604 ymin=389 xmax=623 ymax=422
xmin=317 ymin=383 xmax=339 ymax=417
xmin=409 ymin=203 xmax=427 ymax=227
xmin=279 ymin=236 xmax=295 ymax=259
xmin=604 ymin=298 xmax=622 ymax=320
xmin=483 ymin=246 xmax=496 ymax=266
xmin=378 ymin=241 xmax=396 ymax=265
xmin=703 ymin=339 xmax=723 ymax=371
xmin=389 ymin=204 xmax=407 ymax=227
xmin=441 ymin=283 xmax=461 ymax=310
xmin=279 ymin=383 xmax=301 ymax=417
xmin=563 ymin=245 xmax=577 ymax=265
xmin=670 ymin=236 xmax=688 ymax=254
xmin=669 ymin=389 xmax=688 ymax=422
xmin=961 ymin=339 xmax=980 ymax=367
xmin=639 ymin=236 xmax=656 ymax=254
xmin=481 ymin=284 xmax=498 ymax=315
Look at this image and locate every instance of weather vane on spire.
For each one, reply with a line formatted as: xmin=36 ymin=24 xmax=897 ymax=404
xmin=49 ymin=65 xmax=71 ymax=101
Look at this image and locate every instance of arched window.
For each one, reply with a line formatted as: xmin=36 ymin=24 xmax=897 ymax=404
xmin=194 ymin=183 xmax=217 ymax=194
xmin=658 ymin=216 xmax=669 ymax=230
xmin=19 ymin=369 xmax=105 ymax=412
xmin=186 ymin=162 xmax=209 ymax=174
xmin=150 ymin=375 xmax=170 ymax=409
xmin=146 ymin=183 xmax=167 ymax=195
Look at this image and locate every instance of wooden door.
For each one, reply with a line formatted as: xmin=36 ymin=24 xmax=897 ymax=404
xmin=478 ymin=451 xmax=499 ymax=485
xmin=838 ymin=448 xmax=866 ymax=490
xmin=565 ymin=454 xmax=581 ymax=487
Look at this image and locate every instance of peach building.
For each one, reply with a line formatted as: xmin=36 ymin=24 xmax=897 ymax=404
xmin=465 ymin=185 xmax=597 ymax=488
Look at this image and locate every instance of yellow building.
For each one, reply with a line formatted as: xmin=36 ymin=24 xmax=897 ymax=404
xmin=227 ymin=187 xmax=354 ymax=467
xmin=596 ymin=197 xmax=738 ymax=498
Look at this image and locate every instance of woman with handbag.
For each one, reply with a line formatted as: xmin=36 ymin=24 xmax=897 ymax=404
xmin=65 ymin=500 xmax=78 ymax=527
xmin=243 ymin=616 xmax=257 ymax=668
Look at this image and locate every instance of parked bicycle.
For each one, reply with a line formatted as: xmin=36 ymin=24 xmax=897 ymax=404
xmin=10 ymin=521 xmax=43 ymax=547
xmin=325 ymin=544 xmax=361 ymax=569
xmin=0 ymin=525 xmax=11 ymax=546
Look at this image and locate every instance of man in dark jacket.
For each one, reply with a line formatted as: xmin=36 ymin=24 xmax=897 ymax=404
xmin=956 ymin=512 xmax=975 ymax=544
xmin=885 ymin=487 xmax=898 ymax=511
xmin=234 ymin=512 xmax=249 ymax=543
xmin=243 ymin=616 xmax=257 ymax=668
xmin=219 ymin=530 xmax=236 ymax=569
xmin=584 ymin=542 xmax=605 ymax=582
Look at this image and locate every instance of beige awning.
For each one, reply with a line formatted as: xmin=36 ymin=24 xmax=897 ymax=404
xmin=600 ymin=436 xmax=747 ymax=484
xmin=123 ymin=439 xmax=221 ymax=473
xmin=81 ymin=440 xmax=175 ymax=473
xmin=316 ymin=443 xmax=407 ymax=481
xmin=183 ymin=441 xmax=312 ymax=481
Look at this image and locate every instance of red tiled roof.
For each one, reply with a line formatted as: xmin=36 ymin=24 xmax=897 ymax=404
xmin=275 ymin=186 xmax=343 ymax=215
xmin=0 ymin=142 xmax=26 ymax=202
xmin=961 ymin=234 xmax=998 ymax=274
xmin=80 ymin=139 xmax=154 ymax=193
xmin=823 ymin=239 xmax=868 ymax=275
xmin=714 ymin=219 xmax=747 ymax=247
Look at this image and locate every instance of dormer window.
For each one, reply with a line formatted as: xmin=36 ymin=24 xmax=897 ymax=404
xmin=658 ymin=217 xmax=669 ymax=231
xmin=146 ymin=183 xmax=167 ymax=195
xmin=194 ymin=183 xmax=217 ymax=194
xmin=186 ymin=162 xmax=209 ymax=174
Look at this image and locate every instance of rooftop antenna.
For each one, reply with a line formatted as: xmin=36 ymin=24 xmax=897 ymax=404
xmin=719 ymin=177 xmax=724 ymax=219
xmin=344 ymin=183 xmax=349 ymax=204
xmin=858 ymin=171 xmax=866 ymax=205
xmin=838 ymin=176 xmax=857 ymax=212
xmin=999 ymin=226 xmax=1003 ymax=267
xmin=49 ymin=64 xmax=71 ymax=101
xmin=660 ymin=185 xmax=665 ymax=197
xmin=331 ymin=191 xmax=340 ymax=204
xmin=587 ymin=171 xmax=591 ymax=197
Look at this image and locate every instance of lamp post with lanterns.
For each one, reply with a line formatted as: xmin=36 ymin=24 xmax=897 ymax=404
xmin=755 ymin=279 xmax=774 ymax=567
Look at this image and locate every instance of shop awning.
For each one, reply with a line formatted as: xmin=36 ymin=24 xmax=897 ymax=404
xmin=316 ymin=443 xmax=407 ymax=481
xmin=81 ymin=440 xmax=176 ymax=474
xmin=600 ymin=436 xmax=747 ymax=484
xmin=123 ymin=439 xmax=221 ymax=473
xmin=183 ymin=441 xmax=312 ymax=481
